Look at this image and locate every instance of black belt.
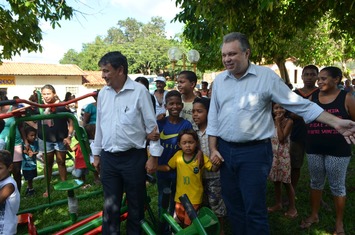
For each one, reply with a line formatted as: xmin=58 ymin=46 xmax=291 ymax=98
xmin=221 ymin=138 xmax=270 ymax=147
xmin=109 ymin=148 xmax=142 ymax=157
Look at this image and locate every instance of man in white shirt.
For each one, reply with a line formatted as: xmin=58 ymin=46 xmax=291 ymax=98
xmin=207 ymin=32 xmax=355 ymax=235
xmin=92 ymin=51 xmax=162 ymax=235
xmin=152 ymin=76 xmax=168 ymax=120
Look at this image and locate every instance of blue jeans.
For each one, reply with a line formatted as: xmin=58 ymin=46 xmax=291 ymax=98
xmin=218 ymin=138 xmax=273 ymax=235
xmin=100 ymin=149 xmax=147 ymax=235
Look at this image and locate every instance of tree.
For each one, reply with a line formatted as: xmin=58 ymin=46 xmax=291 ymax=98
xmin=59 ymin=49 xmax=80 ymax=65
xmin=76 ymin=36 xmax=109 ymax=71
xmin=173 ymin=0 xmax=355 ymax=79
xmin=0 ymin=0 xmax=74 ymax=62
xmin=61 ymin=17 xmax=178 ymax=75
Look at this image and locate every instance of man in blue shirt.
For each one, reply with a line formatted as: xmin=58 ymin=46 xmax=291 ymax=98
xmin=207 ymin=32 xmax=355 ymax=235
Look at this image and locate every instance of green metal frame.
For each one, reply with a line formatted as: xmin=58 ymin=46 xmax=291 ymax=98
xmin=8 ymin=112 xmax=94 ymax=203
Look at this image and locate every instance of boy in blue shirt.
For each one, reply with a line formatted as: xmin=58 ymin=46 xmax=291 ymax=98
xmin=22 ymin=126 xmax=38 ymax=196
xmin=157 ymin=90 xmax=192 ymax=234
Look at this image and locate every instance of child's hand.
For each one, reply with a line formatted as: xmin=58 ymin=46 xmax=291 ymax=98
xmin=210 ymin=150 xmax=223 ymax=166
xmin=147 ymin=126 xmax=160 ymax=141
xmin=156 ymin=113 xmax=166 ymax=121
xmin=27 ymin=149 xmax=34 ymax=157
xmin=274 ymin=113 xmax=284 ymax=124
xmin=23 ymin=144 xmax=30 ymax=155
xmin=28 ymin=150 xmax=38 ymax=157
xmin=211 ymin=155 xmax=221 ymax=166
xmin=63 ymin=137 xmax=72 ymax=151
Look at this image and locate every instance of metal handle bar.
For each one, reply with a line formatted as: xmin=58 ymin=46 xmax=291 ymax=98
xmin=0 ymin=92 xmax=98 ymax=119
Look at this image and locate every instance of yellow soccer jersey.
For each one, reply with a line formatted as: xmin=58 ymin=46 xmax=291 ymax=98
xmin=168 ymin=150 xmax=213 ymax=204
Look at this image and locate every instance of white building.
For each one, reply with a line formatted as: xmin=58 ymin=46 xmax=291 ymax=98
xmin=0 ymin=62 xmax=105 ymax=114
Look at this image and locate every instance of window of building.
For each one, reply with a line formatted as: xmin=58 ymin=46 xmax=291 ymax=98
xmin=0 ymin=88 xmax=7 ymax=100
xmin=66 ymin=87 xmax=78 ymax=96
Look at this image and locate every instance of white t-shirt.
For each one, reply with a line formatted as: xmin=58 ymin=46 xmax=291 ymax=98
xmin=0 ymin=176 xmax=20 ymax=235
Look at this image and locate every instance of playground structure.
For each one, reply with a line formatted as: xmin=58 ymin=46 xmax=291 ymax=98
xmin=0 ymin=92 xmax=220 ymax=234
xmin=140 ymin=188 xmax=220 ymax=235
xmin=0 ymin=92 xmax=100 ymax=234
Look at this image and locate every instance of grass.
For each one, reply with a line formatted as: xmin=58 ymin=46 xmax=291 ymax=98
xmin=267 ymin=157 xmax=355 ymax=235
xmin=17 ymin=148 xmax=355 ymax=235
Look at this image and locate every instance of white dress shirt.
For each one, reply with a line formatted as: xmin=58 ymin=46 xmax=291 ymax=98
xmin=92 ymin=77 xmax=163 ymax=156
xmin=206 ymin=64 xmax=324 ymax=143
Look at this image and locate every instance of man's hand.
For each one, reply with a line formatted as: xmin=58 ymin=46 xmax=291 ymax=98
xmin=145 ymin=156 xmax=158 ymax=174
xmin=334 ymin=119 xmax=355 ymax=144
xmin=93 ymin=155 xmax=100 ymax=174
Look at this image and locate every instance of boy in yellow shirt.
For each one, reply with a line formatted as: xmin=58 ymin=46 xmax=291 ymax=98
xmin=157 ymin=129 xmax=221 ymax=227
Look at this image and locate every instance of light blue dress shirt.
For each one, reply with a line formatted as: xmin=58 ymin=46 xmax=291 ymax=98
xmin=206 ymin=64 xmax=324 ymax=143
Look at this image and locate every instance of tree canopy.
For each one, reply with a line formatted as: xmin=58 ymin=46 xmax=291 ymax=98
xmin=0 ymin=0 xmax=74 ymax=62
xmin=173 ymin=0 xmax=355 ymax=79
xmin=60 ymin=17 xmax=180 ymax=75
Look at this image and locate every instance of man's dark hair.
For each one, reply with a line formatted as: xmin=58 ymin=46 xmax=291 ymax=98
xmin=165 ymin=90 xmax=182 ymax=103
xmin=178 ymin=71 xmax=197 ymax=84
xmin=302 ymin=65 xmax=319 ymax=74
xmin=223 ymin=32 xmax=251 ymax=54
xmin=202 ymin=81 xmax=208 ymax=86
xmin=98 ymin=51 xmax=128 ymax=75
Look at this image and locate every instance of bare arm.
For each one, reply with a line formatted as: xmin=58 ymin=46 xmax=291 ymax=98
xmin=93 ymin=155 xmax=100 ymax=173
xmin=63 ymin=119 xmax=74 ymax=148
xmin=157 ymin=164 xmax=171 ymax=172
xmin=345 ymin=92 xmax=355 ymax=122
xmin=211 ymin=164 xmax=220 ymax=172
xmin=82 ymin=112 xmax=91 ymax=126
xmin=0 ymin=183 xmax=15 ymax=204
xmin=316 ymin=111 xmax=355 ymax=144
xmin=208 ymin=135 xmax=224 ymax=162
xmin=145 ymin=156 xmax=158 ymax=174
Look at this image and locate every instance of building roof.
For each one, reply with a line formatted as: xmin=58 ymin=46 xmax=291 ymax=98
xmin=0 ymin=62 xmax=86 ymax=76
xmin=83 ymin=71 xmax=105 ymax=86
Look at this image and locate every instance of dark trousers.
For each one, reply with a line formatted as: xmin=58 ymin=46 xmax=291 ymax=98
xmin=100 ymin=149 xmax=147 ymax=235
xmin=157 ymin=177 xmax=176 ymax=235
xmin=218 ymin=138 xmax=273 ymax=235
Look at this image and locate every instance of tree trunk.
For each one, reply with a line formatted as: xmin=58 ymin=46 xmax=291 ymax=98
xmin=275 ymin=59 xmax=290 ymax=84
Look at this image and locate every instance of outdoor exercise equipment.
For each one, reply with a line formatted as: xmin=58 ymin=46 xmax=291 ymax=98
xmin=141 ymin=190 xmax=220 ymax=235
xmin=0 ymin=92 xmax=100 ymax=233
xmin=54 ymin=179 xmax=84 ymax=223
xmin=53 ymin=174 xmax=157 ymax=235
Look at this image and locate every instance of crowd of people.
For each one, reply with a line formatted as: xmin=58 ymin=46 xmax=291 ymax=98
xmin=0 ymin=32 xmax=355 ymax=235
